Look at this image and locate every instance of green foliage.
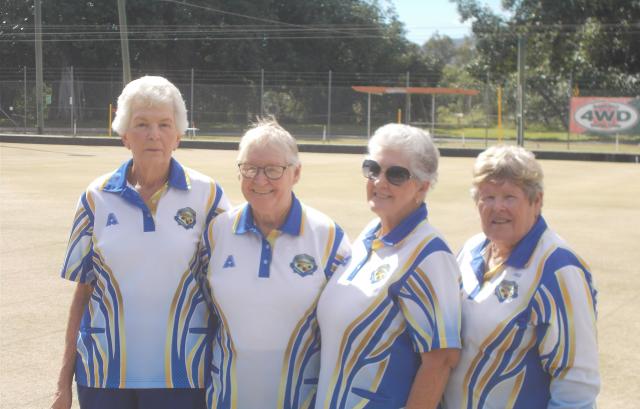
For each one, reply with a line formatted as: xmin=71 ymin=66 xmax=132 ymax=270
xmin=1 ymin=0 xmax=437 ymax=127
xmin=452 ymin=0 xmax=639 ymax=91
xmin=448 ymin=0 xmax=640 ymax=131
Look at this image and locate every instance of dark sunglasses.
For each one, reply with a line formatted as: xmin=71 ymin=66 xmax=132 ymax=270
xmin=362 ymin=159 xmax=412 ymax=186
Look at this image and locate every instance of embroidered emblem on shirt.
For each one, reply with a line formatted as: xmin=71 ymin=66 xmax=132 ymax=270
xmin=290 ymin=254 xmax=317 ymax=277
xmin=174 ymin=207 xmax=196 ymax=229
xmin=223 ymin=255 xmax=235 ymax=268
xmin=495 ymin=280 xmax=519 ymax=303
xmin=106 ymin=212 xmax=119 ymax=226
xmin=370 ymin=264 xmax=391 ymax=284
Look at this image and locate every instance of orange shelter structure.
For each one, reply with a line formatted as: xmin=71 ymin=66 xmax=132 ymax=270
xmin=352 ymin=86 xmax=480 ymax=136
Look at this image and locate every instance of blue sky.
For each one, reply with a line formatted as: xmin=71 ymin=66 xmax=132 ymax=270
xmin=391 ymin=0 xmax=507 ymax=44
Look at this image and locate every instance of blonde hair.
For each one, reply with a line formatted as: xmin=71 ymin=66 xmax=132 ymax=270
xmin=471 ymin=145 xmax=544 ymax=203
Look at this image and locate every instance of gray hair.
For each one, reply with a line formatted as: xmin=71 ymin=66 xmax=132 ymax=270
xmin=471 ymin=145 xmax=544 ymax=203
xmin=111 ymin=76 xmax=188 ymax=136
xmin=237 ymin=118 xmax=300 ymax=166
xmin=368 ymin=123 xmax=439 ymax=185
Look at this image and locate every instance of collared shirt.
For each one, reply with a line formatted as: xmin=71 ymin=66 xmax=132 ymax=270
xmin=443 ymin=216 xmax=600 ymax=409
xmin=201 ymin=194 xmax=350 ymax=409
xmin=60 ymin=158 xmax=230 ymax=388
xmin=315 ymin=204 xmax=462 ymax=409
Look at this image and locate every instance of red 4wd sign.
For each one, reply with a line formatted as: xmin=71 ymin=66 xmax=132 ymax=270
xmin=570 ymin=97 xmax=639 ymax=134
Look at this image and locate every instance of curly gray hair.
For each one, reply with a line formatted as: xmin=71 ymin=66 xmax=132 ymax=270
xmin=471 ymin=145 xmax=544 ymax=203
xmin=111 ymin=76 xmax=188 ymax=136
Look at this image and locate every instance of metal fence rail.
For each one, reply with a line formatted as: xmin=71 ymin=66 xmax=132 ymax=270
xmin=1 ymin=67 xmax=638 ymax=153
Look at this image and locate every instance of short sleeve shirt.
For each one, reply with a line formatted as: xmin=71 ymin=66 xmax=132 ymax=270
xmin=201 ymin=194 xmax=351 ymax=409
xmin=315 ymin=204 xmax=461 ymax=409
xmin=60 ymin=158 xmax=230 ymax=388
xmin=442 ymin=216 xmax=600 ymax=409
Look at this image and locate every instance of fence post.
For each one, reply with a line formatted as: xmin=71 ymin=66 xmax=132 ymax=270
xmin=23 ymin=66 xmax=27 ymax=132
xmin=484 ymin=73 xmax=490 ymax=147
xmin=567 ymin=73 xmax=572 ymax=150
xmin=405 ymin=71 xmax=411 ymax=124
xmin=190 ymin=67 xmax=195 ymax=137
xmin=35 ymin=0 xmax=44 ymax=134
xmin=497 ymin=85 xmax=503 ymax=142
xmin=260 ymin=68 xmax=264 ymax=116
xmin=431 ymin=94 xmax=435 ymax=135
xmin=367 ymin=92 xmax=371 ymax=138
xmin=70 ymin=66 xmax=75 ymax=136
xmin=516 ymin=34 xmax=526 ymax=146
xmin=327 ymin=70 xmax=332 ymax=139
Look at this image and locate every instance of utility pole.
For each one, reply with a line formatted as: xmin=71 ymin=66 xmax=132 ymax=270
xmin=516 ymin=34 xmax=526 ymax=146
xmin=117 ymin=0 xmax=132 ymax=85
xmin=34 ymin=0 xmax=44 ymax=134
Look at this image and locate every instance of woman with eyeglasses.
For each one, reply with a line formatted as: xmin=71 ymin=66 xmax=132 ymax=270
xmin=314 ymin=123 xmax=461 ymax=409
xmin=197 ymin=118 xmax=351 ymax=409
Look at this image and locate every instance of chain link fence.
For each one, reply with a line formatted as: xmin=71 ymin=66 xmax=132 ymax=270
xmin=1 ymin=67 xmax=638 ymax=153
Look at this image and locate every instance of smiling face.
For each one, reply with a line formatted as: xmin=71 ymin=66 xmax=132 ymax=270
xmin=366 ymin=148 xmax=429 ymax=233
xmin=476 ymin=179 xmax=543 ymax=251
xmin=121 ymin=103 xmax=180 ymax=168
xmin=240 ymin=143 xmax=300 ymax=224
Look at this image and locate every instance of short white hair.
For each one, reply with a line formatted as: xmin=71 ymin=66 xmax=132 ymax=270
xmin=237 ymin=118 xmax=300 ymax=166
xmin=368 ymin=123 xmax=439 ymax=185
xmin=111 ymin=76 xmax=188 ymax=136
xmin=471 ymin=145 xmax=544 ymax=203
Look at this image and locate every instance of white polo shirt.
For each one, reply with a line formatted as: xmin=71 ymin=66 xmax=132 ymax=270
xmin=60 ymin=158 xmax=230 ymax=389
xmin=315 ymin=204 xmax=461 ymax=409
xmin=201 ymin=195 xmax=350 ymax=409
xmin=442 ymin=217 xmax=599 ymax=409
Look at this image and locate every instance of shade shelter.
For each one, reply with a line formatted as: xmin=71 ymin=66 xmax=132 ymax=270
xmin=352 ymin=86 xmax=480 ymax=136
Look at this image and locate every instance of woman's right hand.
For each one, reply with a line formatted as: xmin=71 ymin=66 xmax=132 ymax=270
xmin=50 ymin=386 xmax=72 ymax=409
xmin=51 ymin=283 xmax=93 ymax=409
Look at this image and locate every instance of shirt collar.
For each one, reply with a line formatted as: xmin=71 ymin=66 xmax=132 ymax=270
xmin=505 ymin=215 xmax=547 ymax=268
xmin=469 ymin=216 xmax=547 ymax=279
xmin=233 ymin=193 xmax=303 ymax=236
xmin=364 ymin=203 xmax=428 ymax=248
xmin=101 ymin=158 xmax=189 ymax=193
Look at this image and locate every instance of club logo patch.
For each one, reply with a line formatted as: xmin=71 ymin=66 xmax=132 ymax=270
xmin=290 ymin=254 xmax=317 ymax=277
xmin=495 ymin=280 xmax=519 ymax=303
xmin=370 ymin=264 xmax=391 ymax=284
xmin=174 ymin=207 xmax=196 ymax=229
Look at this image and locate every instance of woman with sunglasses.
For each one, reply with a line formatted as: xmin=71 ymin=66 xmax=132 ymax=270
xmin=197 ymin=118 xmax=350 ymax=409
xmin=314 ymin=123 xmax=461 ymax=409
